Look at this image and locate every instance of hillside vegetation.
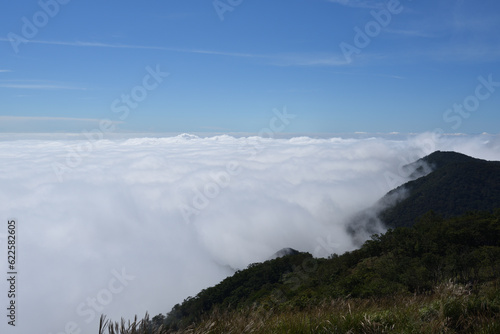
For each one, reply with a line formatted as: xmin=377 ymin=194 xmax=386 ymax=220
xmin=99 ymin=210 xmax=500 ymax=333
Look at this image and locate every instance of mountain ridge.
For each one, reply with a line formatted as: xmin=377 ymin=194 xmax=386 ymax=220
xmin=378 ymin=151 xmax=500 ymax=228
xmin=347 ymin=150 xmax=500 ymax=241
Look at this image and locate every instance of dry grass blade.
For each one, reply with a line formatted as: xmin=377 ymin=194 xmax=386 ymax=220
xmin=99 ymin=315 xmax=109 ymax=334
xmin=98 ymin=313 xmax=162 ymax=334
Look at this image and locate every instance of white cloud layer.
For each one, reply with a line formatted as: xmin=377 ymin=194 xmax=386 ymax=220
xmin=0 ymin=132 xmax=499 ymax=333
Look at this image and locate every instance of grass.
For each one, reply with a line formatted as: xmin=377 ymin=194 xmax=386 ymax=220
xmin=100 ymin=280 xmax=500 ymax=334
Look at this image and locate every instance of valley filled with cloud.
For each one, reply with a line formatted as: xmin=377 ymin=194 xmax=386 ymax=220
xmin=1 ymin=132 xmax=499 ymax=333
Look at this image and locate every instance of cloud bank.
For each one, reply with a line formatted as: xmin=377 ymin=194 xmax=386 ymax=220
xmin=0 ymin=132 xmax=499 ymax=333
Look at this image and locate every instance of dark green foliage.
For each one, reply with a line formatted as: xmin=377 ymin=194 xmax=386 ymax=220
xmin=159 ymin=210 xmax=500 ymax=331
xmin=164 ymin=252 xmax=313 ymax=329
xmin=378 ymin=151 xmax=500 ymax=228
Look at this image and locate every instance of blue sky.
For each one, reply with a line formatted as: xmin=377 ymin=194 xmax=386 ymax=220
xmin=0 ymin=0 xmax=499 ymax=134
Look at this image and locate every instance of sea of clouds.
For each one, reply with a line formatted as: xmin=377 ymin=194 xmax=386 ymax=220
xmin=0 ymin=132 xmax=499 ymax=334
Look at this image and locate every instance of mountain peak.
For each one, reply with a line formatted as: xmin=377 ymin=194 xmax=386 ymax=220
xmin=379 ymin=151 xmax=500 ymax=228
xmin=419 ymin=150 xmax=481 ymax=168
xmin=348 ymin=151 xmax=500 ymax=241
xmin=403 ymin=151 xmax=480 ymax=180
xmin=269 ymin=248 xmax=300 ymax=260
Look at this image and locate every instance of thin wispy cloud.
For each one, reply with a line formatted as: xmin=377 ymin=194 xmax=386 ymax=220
xmin=0 ymin=116 xmax=122 ymax=123
xmin=0 ymin=116 xmax=124 ymax=133
xmin=0 ymin=83 xmax=87 ymax=90
xmin=180 ymin=48 xmax=267 ymax=59
xmin=0 ymin=37 xmax=266 ymax=59
xmin=396 ymin=43 xmax=500 ymax=63
xmin=23 ymin=35 xmax=492 ymax=67
xmin=0 ymin=37 xmax=162 ymax=50
xmin=0 ymin=69 xmax=12 ymax=73
xmin=451 ymin=6 xmax=500 ymax=33
xmin=384 ymin=29 xmax=439 ymax=38
xmin=272 ymin=53 xmax=350 ymax=67
xmin=331 ymin=71 xmax=404 ymax=80
xmin=338 ymin=43 xmax=500 ymax=64
xmin=0 ymin=37 xmax=353 ymax=68
xmin=327 ymin=0 xmax=383 ymax=9
xmin=28 ymin=36 xmax=488 ymax=70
